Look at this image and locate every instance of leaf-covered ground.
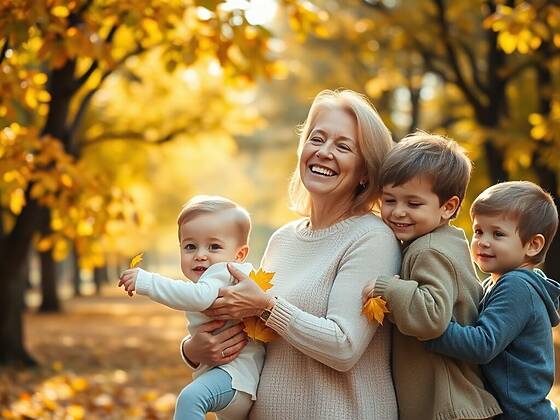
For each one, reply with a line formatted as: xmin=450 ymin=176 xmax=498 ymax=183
xmin=2 ymin=287 xmax=560 ymax=419
xmin=0 ymin=287 xmax=216 ymax=419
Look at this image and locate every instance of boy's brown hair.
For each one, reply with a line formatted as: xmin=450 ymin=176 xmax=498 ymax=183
xmin=177 ymin=195 xmax=251 ymax=244
xmin=470 ymin=181 xmax=558 ymax=264
xmin=380 ymin=131 xmax=472 ymax=219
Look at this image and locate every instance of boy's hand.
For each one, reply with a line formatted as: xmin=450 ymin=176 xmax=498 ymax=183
xmin=118 ymin=268 xmax=139 ymax=296
xmin=362 ymin=281 xmax=376 ymax=305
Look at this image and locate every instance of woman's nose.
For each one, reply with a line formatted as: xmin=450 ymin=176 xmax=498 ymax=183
xmin=315 ymin=142 xmax=333 ymax=159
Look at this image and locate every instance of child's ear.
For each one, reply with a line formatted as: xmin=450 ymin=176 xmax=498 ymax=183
xmin=235 ymin=245 xmax=250 ymax=262
xmin=525 ymin=234 xmax=545 ymax=258
xmin=441 ymin=196 xmax=460 ymax=219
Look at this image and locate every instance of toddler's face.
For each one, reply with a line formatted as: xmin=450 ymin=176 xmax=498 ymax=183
xmin=381 ymin=176 xmax=454 ymax=242
xmin=470 ymin=213 xmax=531 ymax=281
xmin=179 ymin=211 xmax=245 ymax=281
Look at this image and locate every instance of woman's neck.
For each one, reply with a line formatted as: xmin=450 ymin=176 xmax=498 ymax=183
xmin=308 ymin=197 xmax=361 ymax=230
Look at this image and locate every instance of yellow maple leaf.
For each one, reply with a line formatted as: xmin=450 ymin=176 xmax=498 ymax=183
xmin=243 ymin=317 xmax=278 ymax=343
xmin=129 ymin=253 xmax=144 ymax=268
xmin=249 ymin=268 xmax=274 ymax=291
xmin=362 ymin=296 xmax=390 ymax=325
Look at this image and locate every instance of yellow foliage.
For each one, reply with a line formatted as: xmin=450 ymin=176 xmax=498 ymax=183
xmin=129 ymin=252 xmax=144 ymax=268
xmin=362 ymin=296 xmax=390 ymax=325
xmin=249 ymin=268 xmax=274 ymax=292
xmin=243 ymin=317 xmax=278 ymax=343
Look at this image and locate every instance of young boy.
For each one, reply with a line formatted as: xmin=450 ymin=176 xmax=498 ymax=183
xmin=118 ymin=195 xmax=264 ymax=420
xmin=362 ymin=132 xmax=502 ymax=419
xmin=426 ymin=181 xmax=560 ymax=420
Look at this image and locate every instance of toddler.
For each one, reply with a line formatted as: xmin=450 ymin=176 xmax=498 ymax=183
xmin=119 ymin=195 xmax=264 ymax=420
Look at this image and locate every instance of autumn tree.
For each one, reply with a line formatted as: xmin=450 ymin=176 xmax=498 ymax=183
xmin=0 ymin=0 xmax=318 ymax=366
xmin=348 ymin=0 xmax=560 ymax=275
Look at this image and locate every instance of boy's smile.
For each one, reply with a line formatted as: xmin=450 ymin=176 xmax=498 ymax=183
xmin=381 ymin=176 xmax=458 ymax=242
xmin=470 ymin=214 xmax=533 ymax=282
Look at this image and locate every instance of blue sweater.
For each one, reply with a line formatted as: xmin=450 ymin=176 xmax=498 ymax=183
xmin=426 ymin=268 xmax=560 ymax=420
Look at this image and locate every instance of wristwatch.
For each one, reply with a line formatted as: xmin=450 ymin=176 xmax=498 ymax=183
xmin=259 ymin=296 xmax=276 ymax=323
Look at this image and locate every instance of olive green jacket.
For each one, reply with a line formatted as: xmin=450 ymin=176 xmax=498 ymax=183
xmin=374 ymin=224 xmax=502 ymax=420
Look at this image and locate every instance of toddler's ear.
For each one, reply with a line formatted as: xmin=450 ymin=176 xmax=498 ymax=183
xmin=235 ymin=245 xmax=250 ymax=262
xmin=525 ymin=234 xmax=545 ymax=258
xmin=441 ymin=195 xmax=460 ymax=220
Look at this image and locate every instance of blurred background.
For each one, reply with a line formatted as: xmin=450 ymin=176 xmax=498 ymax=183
xmin=1 ymin=0 xmax=559 ymax=418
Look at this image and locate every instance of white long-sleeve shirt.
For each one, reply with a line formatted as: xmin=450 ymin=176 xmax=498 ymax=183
xmin=136 ymin=262 xmax=264 ymax=399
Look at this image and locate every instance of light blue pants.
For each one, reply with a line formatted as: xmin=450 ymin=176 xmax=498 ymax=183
xmin=174 ymin=367 xmax=240 ymax=420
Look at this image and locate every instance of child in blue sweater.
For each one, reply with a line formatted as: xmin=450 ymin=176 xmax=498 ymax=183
xmin=426 ymin=181 xmax=560 ymax=420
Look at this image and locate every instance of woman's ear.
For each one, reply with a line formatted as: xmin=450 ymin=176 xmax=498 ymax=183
xmin=441 ymin=196 xmax=460 ymax=220
xmin=235 ymin=245 xmax=250 ymax=262
xmin=525 ymin=234 xmax=546 ymax=258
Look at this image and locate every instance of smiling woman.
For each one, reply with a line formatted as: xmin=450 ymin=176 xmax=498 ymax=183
xmin=182 ymin=89 xmax=402 ymax=419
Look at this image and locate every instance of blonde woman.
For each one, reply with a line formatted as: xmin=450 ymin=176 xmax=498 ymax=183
xmin=183 ymin=90 xmax=401 ymax=419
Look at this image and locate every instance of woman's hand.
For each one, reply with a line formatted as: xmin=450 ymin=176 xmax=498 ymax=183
xmin=182 ymin=320 xmax=248 ymax=367
xmin=203 ymin=263 xmax=273 ymax=320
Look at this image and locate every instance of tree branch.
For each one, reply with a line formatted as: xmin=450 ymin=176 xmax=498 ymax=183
xmin=456 ymin=38 xmax=488 ymax=94
xmin=68 ymin=45 xmax=145 ymax=155
xmin=81 ymin=127 xmax=190 ymax=148
xmin=503 ymin=49 xmax=560 ymax=83
xmin=72 ymin=24 xmax=119 ymax=91
xmin=432 ymin=0 xmax=483 ymax=111
xmin=0 ymin=39 xmax=9 ymax=65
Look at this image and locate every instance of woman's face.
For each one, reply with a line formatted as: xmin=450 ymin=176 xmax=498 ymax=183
xmin=299 ymin=106 xmax=365 ymax=205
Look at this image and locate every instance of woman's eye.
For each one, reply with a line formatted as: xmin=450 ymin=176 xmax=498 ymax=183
xmin=337 ymin=143 xmax=351 ymax=152
xmin=309 ymin=136 xmax=323 ymax=144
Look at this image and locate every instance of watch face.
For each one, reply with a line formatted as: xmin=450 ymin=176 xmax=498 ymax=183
xmin=259 ymin=309 xmax=271 ymax=322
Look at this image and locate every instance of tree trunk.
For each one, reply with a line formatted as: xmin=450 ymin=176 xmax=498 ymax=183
xmin=93 ymin=265 xmax=108 ymax=295
xmin=38 ymin=207 xmax=60 ymax=312
xmin=72 ymin=246 xmax=83 ymax=297
xmin=0 ymin=192 xmax=40 ymax=366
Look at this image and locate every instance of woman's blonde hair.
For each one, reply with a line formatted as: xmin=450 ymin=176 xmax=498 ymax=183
xmin=288 ymin=89 xmax=393 ymax=216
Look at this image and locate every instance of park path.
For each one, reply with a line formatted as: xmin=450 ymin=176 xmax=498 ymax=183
xmin=3 ymin=287 xmax=560 ymax=418
xmin=1 ymin=287 xmax=217 ymax=419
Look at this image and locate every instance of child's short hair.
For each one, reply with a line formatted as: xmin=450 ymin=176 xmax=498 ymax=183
xmin=380 ymin=131 xmax=472 ymax=219
xmin=470 ymin=181 xmax=558 ymax=264
xmin=177 ymin=195 xmax=251 ymax=244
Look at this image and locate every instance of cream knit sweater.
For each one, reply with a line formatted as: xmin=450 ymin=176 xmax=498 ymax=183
xmin=249 ymin=214 xmax=401 ymax=420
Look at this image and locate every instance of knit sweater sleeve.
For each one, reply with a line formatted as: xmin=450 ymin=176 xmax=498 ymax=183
xmin=135 ymin=264 xmax=227 ymax=312
xmin=264 ymin=230 xmax=401 ymax=372
xmin=425 ymin=276 xmax=532 ymax=364
xmin=374 ymin=248 xmax=457 ymax=340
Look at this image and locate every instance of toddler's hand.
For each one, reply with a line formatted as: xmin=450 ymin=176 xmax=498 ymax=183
xmin=362 ymin=281 xmax=376 ymax=305
xmin=118 ymin=268 xmax=139 ymax=296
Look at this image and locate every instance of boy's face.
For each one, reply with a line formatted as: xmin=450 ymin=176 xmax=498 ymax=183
xmin=381 ymin=176 xmax=458 ymax=242
xmin=470 ymin=213 xmax=533 ymax=281
xmin=179 ymin=211 xmax=247 ymax=281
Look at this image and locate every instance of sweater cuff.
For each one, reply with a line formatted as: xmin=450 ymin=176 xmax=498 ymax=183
xmin=264 ymin=297 xmax=296 ymax=335
xmin=179 ymin=335 xmax=200 ymax=369
xmin=373 ymin=274 xmax=397 ymax=297
xmin=135 ymin=268 xmax=152 ymax=296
